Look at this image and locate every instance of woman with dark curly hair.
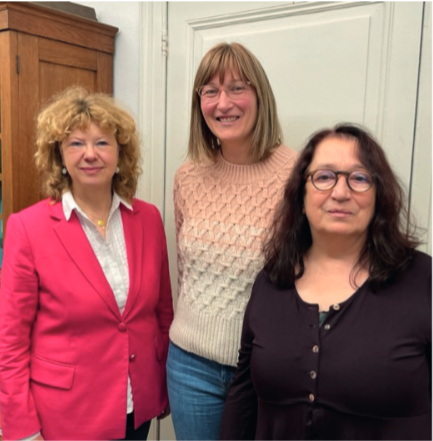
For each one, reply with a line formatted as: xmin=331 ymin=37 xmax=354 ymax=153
xmin=0 ymin=87 xmax=173 ymax=440
xmin=221 ymin=124 xmax=431 ymax=440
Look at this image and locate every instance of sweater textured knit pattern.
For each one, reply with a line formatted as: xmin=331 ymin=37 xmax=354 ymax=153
xmin=170 ymin=145 xmax=297 ymax=366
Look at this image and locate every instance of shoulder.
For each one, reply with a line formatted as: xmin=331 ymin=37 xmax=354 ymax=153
xmin=174 ymin=159 xmax=215 ymax=188
xmin=410 ymin=250 xmax=432 ymax=271
xmin=10 ymin=198 xmax=58 ymax=225
xmin=250 ymin=270 xmax=280 ymax=301
xmin=267 ymin=145 xmax=298 ymax=179
xmin=385 ymin=251 xmax=432 ymax=333
xmin=276 ymin=144 xmax=298 ymax=162
xmin=173 ymin=160 xmax=215 ymax=194
xmin=131 ymin=198 xmax=162 ymax=221
xmin=405 ymin=251 xmax=432 ymax=293
xmin=272 ymin=144 xmax=298 ymax=164
xmin=5 ymin=199 xmax=59 ymax=244
xmin=398 ymin=250 xmax=432 ymax=286
xmin=129 ymin=199 xmax=165 ymax=239
xmin=376 ymin=250 xmax=432 ymax=305
xmin=247 ymin=270 xmax=295 ymax=318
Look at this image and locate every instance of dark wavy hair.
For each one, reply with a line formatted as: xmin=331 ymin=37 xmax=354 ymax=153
xmin=264 ymin=123 xmax=420 ymax=290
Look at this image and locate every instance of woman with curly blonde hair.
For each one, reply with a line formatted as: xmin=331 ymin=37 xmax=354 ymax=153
xmin=0 ymin=87 xmax=173 ymax=440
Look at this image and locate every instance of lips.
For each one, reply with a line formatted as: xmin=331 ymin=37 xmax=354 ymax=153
xmin=216 ymin=116 xmax=239 ymax=122
xmin=328 ymin=209 xmax=353 ymax=216
xmin=80 ymin=167 xmax=103 ymax=174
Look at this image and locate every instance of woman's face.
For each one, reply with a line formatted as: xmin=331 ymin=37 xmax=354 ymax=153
xmin=200 ymin=69 xmax=258 ymax=152
xmin=304 ymin=136 xmax=376 ymax=243
xmin=61 ymin=122 xmax=119 ymax=195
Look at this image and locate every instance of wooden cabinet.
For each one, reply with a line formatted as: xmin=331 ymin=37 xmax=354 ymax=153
xmin=0 ymin=2 xmax=118 ymax=266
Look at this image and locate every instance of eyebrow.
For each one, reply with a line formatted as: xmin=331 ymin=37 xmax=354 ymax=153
xmin=206 ymin=79 xmax=243 ymax=86
xmin=315 ymin=163 xmax=367 ymax=170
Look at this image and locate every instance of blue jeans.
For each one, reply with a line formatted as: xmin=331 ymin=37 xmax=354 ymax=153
xmin=166 ymin=341 xmax=237 ymax=440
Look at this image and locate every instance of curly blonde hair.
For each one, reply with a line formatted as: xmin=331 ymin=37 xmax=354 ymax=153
xmin=35 ymin=86 xmax=141 ymax=203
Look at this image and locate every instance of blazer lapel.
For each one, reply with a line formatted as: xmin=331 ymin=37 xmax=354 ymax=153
xmin=121 ymin=203 xmax=143 ymax=319
xmin=50 ymin=202 xmax=122 ymax=319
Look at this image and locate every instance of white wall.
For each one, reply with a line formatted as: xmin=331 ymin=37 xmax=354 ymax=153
xmin=77 ymin=1 xmax=141 ymax=121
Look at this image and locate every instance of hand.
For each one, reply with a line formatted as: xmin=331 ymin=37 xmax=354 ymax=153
xmin=33 ymin=435 xmax=45 ymax=441
xmin=157 ymin=403 xmax=171 ymax=420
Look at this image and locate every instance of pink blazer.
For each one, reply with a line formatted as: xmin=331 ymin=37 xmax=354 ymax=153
xmin=0 ymin=198 xmax=174 ymax=440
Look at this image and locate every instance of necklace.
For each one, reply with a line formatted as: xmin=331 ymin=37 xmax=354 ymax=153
xmin=90 ymin=214 xmax=107 ymax=229
xmin=80 ymin=209 xmax=109 ymax=230
xmin=96 ymin=218 xmax=106 ymax=229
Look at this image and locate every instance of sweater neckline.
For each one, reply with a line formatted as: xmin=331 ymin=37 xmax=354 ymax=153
xmin=211 ymin=145 xmax=291 ymax=184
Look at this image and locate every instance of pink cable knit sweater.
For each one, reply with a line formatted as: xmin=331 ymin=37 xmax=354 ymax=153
xmin=170 ymin=145 xmax=297 ymax=366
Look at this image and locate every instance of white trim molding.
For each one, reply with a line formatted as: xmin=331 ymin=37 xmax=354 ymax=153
xmin=138 ymin=1 xmax=168 ymax=219
xmin=410 ymin=1 xmax=432 ymax=254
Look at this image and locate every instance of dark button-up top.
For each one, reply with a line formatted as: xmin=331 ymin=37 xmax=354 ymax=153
xmin=220 ymin=251 xmax=431 ymax=440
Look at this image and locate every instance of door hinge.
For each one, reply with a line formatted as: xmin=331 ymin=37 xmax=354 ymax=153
xmin=16 ymin=55 xmax=20 ymax=74
xmin=162 ymin=32 xmax=168 ymax=57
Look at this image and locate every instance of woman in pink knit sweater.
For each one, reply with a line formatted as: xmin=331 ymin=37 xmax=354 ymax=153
xmin=167 ymin=42 xmax=297 ymax=440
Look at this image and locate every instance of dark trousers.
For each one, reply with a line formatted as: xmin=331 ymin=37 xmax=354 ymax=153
xmin=120 ymin=412 xmax=151 ymax=440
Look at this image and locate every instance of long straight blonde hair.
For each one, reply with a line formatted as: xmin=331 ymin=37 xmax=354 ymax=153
xmin=188 ymin=42 xmax=283 ymax=163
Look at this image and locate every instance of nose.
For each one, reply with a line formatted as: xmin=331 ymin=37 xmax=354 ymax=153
xmin=216 ymin=89 xmax=233 ymax=110
xmin=83 ymin=143 xmax=98 ymax=160
xmin=331 ymin=174 xmax=351 ymax=200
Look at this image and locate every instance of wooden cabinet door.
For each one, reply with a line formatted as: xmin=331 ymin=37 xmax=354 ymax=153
xmin=17 ymin=32 xmax=114 ymax=213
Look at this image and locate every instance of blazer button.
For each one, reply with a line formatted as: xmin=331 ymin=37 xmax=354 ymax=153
xmin=118 ymin=322 xmax=127 ymax=332
xmin=129 ymin=354 xmax=136 ymax=362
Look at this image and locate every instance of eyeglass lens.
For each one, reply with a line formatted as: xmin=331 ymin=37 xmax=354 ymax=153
xmin=198 ymin=81 xmax=249 ymax=102
xmin=312 ymin=170 xmax=373 ymax=192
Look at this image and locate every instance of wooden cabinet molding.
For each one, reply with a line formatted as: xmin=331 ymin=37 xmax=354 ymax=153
xmin=0 ymin=1 xmax=118 ymax=53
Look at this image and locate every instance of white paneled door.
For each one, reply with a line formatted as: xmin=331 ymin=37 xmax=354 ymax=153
xmin=146 ymin=2 xmax=428 ymax=439
xmin=164 ymin=0 xmax=425 ymax=294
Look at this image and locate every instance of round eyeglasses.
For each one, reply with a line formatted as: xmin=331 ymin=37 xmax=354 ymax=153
xmin=307 ymin=169 xmax=374 ymax=192
xmin=196 ymin=81 xmax=251 ymax=103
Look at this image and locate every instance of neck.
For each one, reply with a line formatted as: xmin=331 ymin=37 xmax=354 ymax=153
xmin=220 ymin=140 xmax=255 ymax=165
xmin=71 ymin=186 xmax=113 ymax=216
xmin=308 ymin=233 xmax=367 ymax=266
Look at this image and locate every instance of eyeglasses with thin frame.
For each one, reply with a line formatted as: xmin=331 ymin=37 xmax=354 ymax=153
xmin=306 ymin=169 xmax=374 ymax=193
xmin=196 ymin=81 xmax=251 ymax=103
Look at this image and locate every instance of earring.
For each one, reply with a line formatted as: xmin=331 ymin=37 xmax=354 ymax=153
xmin=216 ymin=138 xmax=220 ymax=146
xmin=62 ymin=167 xmax=67 ymax=175
xmin=115 ymin=167 xmax=120 ymax=174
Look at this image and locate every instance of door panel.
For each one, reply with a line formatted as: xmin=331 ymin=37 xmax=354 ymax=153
xmin=39 ymin=62 xmax=96 ymax=104
xmin=17 ymin=34 xmax=112 ymax=212
xmin=165 ymin=0 xmax=423 ymax=300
